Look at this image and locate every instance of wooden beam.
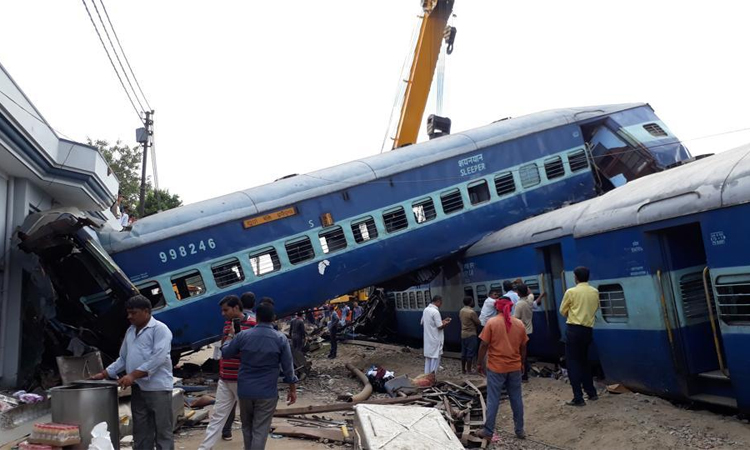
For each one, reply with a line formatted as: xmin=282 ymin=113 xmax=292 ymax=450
xmin=273 ymin=394 xmax=423 ymax=417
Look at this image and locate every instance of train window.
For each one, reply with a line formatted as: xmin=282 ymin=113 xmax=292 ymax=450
xmin=440 ymin=189 xmax=464 ymax=214
xmin=679 ymin=272 xmax=710 ymax=319
xmin=387 ymin=292 xmax=396 ymax=309
xmin=490 ymin=283 xmax=502 ymax=293
xmin=567 ymin=149 xmax=589 ymax=172
xmin=598 ymin=284 xmax=628 ymax=322
xmin=494 ymin=172 xmax=516 ymax=196
xmin=285 ymin=236 xmax=315 ymax=264
xmin=424 ymin=290 xmax=431 ymax=304
xmin=468 ymin=180 xmax=491 ymax=205
xmin=416 ymin=291 xmax=425 ymax=309
xmin=524 ymin=279 xmax=541 ymax=297
xmin=352 ymin=216 xmax=378 ymax=243
xmin=409 ymin=291 xmax=416 ymax=309
xmin=249 ymin=247 xmax=281 ymax=276
xmin=395 ymin=293 xmax=403 ymax=309
xmin=643 ymin=123 xmax=668 ymax=137
xmin=211 ymin=258 xmax=245 ymax=288
xmin=383 ymin=207 xmax=408 ymax=233
xmin=476 ymin=285 xmax=487 ymax=303
xmin=519 ymin=163 xmax=541 ymax=188
xmin=319 ymin=226 xmax=347 ymax=254
xmin=171 ymin=270 xmax=206 ymax=301
xmin=544 ymin=156 xmax=565 ymax=180
xmin=715 ymin=274 xmax=750 ymax=325
xmin=137 ymin=281 xmax=167 ymax=310
xmin=412 ymin=198 xmax=437 ymax=224
xmin=464 ymin=286 xmax=475 ymax=304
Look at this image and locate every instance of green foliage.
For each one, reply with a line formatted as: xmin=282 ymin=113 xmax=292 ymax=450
xmin=91 ymin=139 xmax=182 ymax=218
xmin=144 ymin=188 xmax=182 ymax=217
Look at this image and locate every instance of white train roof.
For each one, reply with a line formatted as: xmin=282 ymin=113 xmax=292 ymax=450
xmin=98 ymin=103 xmax=644 ymax=253
xmin=467 ymin=142 xmax=750 ymax=256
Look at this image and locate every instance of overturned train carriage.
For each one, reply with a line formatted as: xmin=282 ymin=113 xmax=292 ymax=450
xmin=17 ymin=103 xmax=690 ymax=371
xmin=454 ymin=143 xmax=750 ymax=412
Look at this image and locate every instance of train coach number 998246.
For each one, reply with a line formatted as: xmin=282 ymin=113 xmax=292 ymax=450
xmin=159 ymin=239 xmax=216 ymax=263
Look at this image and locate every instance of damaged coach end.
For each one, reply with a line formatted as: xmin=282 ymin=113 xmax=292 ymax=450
xmin=16 ymin=210 xmax=139 ymax=368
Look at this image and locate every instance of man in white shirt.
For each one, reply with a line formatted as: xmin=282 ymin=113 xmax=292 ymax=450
xmin=120 ymin=206 xmax=130 ymax=228
xmin=420 ymin=295 xmax=451 ymax=374
xmin=504 ymin=280 xmax=520 ymax=314
xmin=479 ymin=290 xmax=501 ymax=326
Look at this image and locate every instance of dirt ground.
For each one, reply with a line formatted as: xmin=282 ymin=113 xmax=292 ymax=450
xmin=174 ymin=341 xmax=750 ymax=450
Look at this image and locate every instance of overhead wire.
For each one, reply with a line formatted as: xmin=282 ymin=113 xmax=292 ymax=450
xmin=97 ymin=0 xmax=152 ymax=111
xmin=89 ymin=0 xmax=145 ymax=114
xmin=80 ymin=0 xmax=144 ymax=124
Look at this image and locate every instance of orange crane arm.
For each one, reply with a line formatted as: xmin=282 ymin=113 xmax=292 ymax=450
xmin=392 ymin=0 xmax=455 ymax=149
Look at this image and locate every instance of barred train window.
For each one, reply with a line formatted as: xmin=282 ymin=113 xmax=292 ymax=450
xmin=643 ymin=123 xmax=667 ymax=137
xmin=171 ymin=270 xmax=206 ymax=301
xmin=409 ymin=291 xmax=416 ymax=309
xmin=679 ymin=272 xmax=712 ymax=319
xmin=285 ymin=236 xmax=315 ymax=264
xmin=211 ymin=257 xmax=245 ymax=288
xmin=490 ymin=283 xmax=502 ymax=293
xmin=352 ymin=216 xmax=378 ymax=243
xmin=424 ymin=290 xmax=431 ymax=304
xmin=476 ymin=285 xmax=487 ymax=302
xmin=598 ymin=283 xmax=628 ymax=322
xmin=468 ymin=180 xmax=491 ymax=205
xmin=383 ymin=207 xmax=408 ymax=233
xmin=464 ymin=286 xmax=475 ymax=304
xmin=137 ymin=281 xmax=166 ymax=310
xmin=441 ymin=188 xmax=464 ymax=214
xmin=519 ymin=163 xmax=541 ymax=188
xmin=396 ymin=293 xmax=403 ymax=309
xmin=416 ymin=291 xmax=425 ymax=309
xmin=249 ymin=247 xmax=281 ymax=276
xmin=494 ymin=172 xmax=516 ymax=196
xmin=544 ymin=156 xmax=565 ymax=180
xmin=412 ymin=198 xmax=437 ymax=224
xmin=319 ymin=226 xmax=347 ymax=254
xmin=567 ymin=149 xmax=589 ymax=172
xmin=715 ymin=274 xmax=750 ymax=325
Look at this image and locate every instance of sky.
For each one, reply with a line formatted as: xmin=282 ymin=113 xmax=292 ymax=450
xmin=1 ymin=1 xmax=749 ymax=206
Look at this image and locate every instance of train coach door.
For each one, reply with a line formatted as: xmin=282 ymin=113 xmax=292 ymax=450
xmin=540 ymin=244 xmax=567 ymax=340
xmin=653 ymin=223 xmax=727 ymax=378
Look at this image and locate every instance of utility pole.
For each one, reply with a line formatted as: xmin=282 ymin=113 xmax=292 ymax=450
xmin=136 ymin=110 xmax=154 ymax=218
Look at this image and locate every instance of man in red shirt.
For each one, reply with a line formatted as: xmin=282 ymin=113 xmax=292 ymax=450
xmin=476 ymin=296 xmax=528 ymax=441
xmin=198 ymin=295 xmax=255 ymax=449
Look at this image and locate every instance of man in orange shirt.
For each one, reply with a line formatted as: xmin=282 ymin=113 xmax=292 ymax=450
xmin=476 ymin=296 xmax=528 ymax=441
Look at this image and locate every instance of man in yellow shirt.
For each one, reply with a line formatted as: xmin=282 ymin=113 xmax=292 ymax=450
xmin=559 ymin=266 xmax=599 ymax=406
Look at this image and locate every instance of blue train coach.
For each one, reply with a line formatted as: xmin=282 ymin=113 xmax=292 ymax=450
xmin=460 ymin=143 xmax=750 ymax=412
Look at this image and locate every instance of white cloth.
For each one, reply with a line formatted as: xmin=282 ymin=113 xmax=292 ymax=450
xmin=479 ymin=297 xmax=497 ymax=326
xmin=198 ymin=379 xmax=239 ymax=450
xmin=420 ymin=304 xmax=444 ymax=359
xmin=424 ymin=357 xmax=440 ymax=374
xmin=505 ymin=290 xmax=520 ymax=315
xmin=120 ymin=213 xmax=129 ymax=227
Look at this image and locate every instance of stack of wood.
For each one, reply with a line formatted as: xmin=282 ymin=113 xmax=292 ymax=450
xmin=412 ymin=379 xmax=489 ymax=448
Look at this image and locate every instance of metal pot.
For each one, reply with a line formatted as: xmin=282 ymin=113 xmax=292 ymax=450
xmin=50 ymin=380 xmax=120 ymax=450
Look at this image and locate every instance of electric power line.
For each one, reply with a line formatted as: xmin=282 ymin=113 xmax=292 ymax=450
xmin=97 ymin=0 xmax=152 ymax=111
xmin=81 ymin=0 xmax=144 ymax=124
xmin=89 ymin=0 xmax=145 ymax=113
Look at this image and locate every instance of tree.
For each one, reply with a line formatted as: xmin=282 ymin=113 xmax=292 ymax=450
xmin=91 ymin=139 xmax=182 ymax=218
xmin=144 ymin=188 xmax=182 ymax=217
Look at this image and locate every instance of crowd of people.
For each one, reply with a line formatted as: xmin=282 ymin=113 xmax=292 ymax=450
xmin=421 ymin=266 xmax=600 ymax=441
xmin=92 ymin=291 xmax=299 ymax=450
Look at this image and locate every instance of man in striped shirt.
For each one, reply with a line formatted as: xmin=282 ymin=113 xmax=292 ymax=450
xmin=198 ymin=295 xmax=255 ymax=449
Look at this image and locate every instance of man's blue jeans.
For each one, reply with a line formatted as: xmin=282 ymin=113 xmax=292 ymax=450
xmin=483 ymin=369 xmax=524 ymax=436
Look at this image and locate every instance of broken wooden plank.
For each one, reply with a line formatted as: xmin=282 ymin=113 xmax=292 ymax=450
xmin=273 ymin=394 xmax=423 ymax=417
xmin=465 ymin=380 xmax=487 ymax=426
xmin=271 ymin=425 xmax=348 ymax=443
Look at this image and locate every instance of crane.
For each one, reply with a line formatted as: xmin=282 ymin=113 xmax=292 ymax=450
xmin=392 ymin=0 xmax=456 ymax=149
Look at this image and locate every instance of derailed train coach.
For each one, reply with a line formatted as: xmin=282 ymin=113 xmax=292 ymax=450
xmin=17 ymin=103 xmax=691 ymax=368
xmin=457 ymin=143 xmax=750 ymax=413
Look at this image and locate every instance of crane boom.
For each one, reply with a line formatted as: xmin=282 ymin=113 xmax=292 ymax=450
xmin=392 ymin=0 xmax=455 ymax=149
